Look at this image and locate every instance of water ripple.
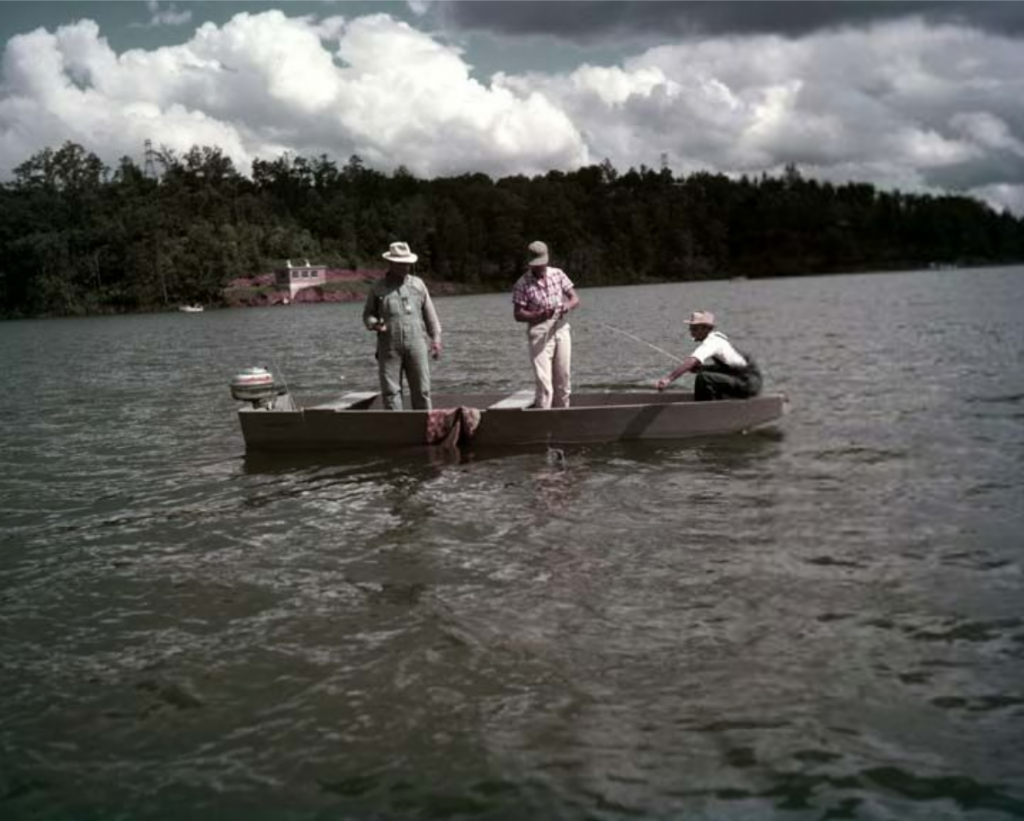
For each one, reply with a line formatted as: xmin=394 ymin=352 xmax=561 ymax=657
xmin=3 ymin=271 xmax=1024 ymax=818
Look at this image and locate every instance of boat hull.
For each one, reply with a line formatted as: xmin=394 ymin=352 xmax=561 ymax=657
xmin=237 ymin=392 xmax=786 ymax=452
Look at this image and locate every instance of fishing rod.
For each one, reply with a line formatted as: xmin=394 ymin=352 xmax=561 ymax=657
xmin=589 ymin=319 xmax=685 ymax=364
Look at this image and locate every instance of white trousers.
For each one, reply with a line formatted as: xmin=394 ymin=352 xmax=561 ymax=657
xmin=527 ymin=318 xmax=572 ymax=408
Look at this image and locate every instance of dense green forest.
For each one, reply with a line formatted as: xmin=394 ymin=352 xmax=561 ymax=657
xmin=2 ymin=140 xmax=1023 ymax=318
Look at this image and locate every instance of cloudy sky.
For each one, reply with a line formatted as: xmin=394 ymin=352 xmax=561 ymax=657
xmin=2 ymin=1 xmax=1023 ymax=214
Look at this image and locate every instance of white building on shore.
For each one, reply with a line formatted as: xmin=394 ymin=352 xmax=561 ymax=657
xmin=274 ymin=259 xmax=327 ymax=300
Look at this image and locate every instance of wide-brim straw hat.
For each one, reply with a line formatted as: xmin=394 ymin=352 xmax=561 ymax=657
xmin=382 ymin=241 xmax=418 ymax=263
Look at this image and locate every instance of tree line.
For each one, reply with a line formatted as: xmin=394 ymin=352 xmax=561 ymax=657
xmin=2 ymin=140 xmax=1023 ymax=317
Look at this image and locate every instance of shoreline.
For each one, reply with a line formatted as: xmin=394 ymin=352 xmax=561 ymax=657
xmin=222 ymin=268 xmax=478 ymax=308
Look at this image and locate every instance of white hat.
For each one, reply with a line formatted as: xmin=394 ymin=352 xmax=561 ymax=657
xmin=686 ymin=310 xmax=716 ymax=326
xmin=382 ymin=241 xmax=418 ymax=264
xmin=528 ymin=240 xmax=549 ymax=266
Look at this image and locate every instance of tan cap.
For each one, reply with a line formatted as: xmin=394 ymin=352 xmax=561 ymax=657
xmin=686 ymin=310 xmax=716 ymax=326
xmin=527 ymin=240 xmax=548 ymax=266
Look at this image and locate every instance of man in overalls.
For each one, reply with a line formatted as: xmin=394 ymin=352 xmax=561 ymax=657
xmin=362 ymin=242 xmax=442 ymax=410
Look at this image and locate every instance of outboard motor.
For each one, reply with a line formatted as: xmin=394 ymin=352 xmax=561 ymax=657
xmin=230 ymin=366 xmax=285 ymax=409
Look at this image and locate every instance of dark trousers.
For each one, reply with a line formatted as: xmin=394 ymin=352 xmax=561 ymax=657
xmin=694 ymin=357 xmax=762 ymax=401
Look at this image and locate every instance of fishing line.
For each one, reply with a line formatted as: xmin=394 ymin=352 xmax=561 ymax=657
xmin=590 ymin=320 xmax=685 ymax=364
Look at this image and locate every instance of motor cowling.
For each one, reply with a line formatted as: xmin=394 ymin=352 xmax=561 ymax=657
xmin=230 ymin=367 xmax=278 ymax=406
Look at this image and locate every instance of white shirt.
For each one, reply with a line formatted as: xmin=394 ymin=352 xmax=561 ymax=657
xmin=691 ymin=330 xmax=748 ymax=368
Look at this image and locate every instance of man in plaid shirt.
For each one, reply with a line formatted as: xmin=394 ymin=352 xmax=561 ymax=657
xmin=512 ymin=240 xmax=581 ymax=408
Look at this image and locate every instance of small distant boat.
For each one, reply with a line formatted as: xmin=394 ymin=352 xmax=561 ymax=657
xmin=229 ymin=368 xmax=787 ymax=452
xmin=179 ymin=304 xmax=204 ymax=313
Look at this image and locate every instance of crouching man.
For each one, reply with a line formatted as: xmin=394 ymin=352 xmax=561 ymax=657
xmin=655 ymin=311 xmax=762 ymax=400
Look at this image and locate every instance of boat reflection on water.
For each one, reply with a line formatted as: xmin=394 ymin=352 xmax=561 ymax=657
xmin=240 ymin=426 xmax=786 ymax=476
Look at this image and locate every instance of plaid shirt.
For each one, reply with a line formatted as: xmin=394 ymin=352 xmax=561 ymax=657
xmin=512 ymin=267 xmax=574 ymax=313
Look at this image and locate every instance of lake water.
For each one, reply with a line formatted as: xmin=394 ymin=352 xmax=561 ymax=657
xmin=2 ymin=267 xmax=1023 ymax=820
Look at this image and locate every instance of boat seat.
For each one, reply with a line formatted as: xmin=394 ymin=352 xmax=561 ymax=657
xmin=309 ymin=392 xmax=378 ymax=410
xmin=489 ymin=389 xmax=535 ymax=410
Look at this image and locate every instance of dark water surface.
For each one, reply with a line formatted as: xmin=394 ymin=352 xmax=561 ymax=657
xmin=2 ymin=268 xmax=1023 ymax=820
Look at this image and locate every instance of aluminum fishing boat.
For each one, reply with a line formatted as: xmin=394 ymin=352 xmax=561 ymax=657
xmin=230 ymin=368 xmax=786 ymax=452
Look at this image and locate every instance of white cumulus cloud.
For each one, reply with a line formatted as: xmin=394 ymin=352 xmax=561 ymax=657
xmin=0 ymin=10 xmax=1022 ymax=214
xmin=134 ymin=1 xmax=192 ymax=29
xmin=489 ymin=18 xmax=1024 ymax=212
xmin=0 ymin=11 xmax=587 ymax=180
